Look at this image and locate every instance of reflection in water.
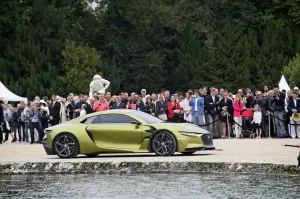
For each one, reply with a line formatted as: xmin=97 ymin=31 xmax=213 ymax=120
xmin=0 ymin=173 xmax=300 ymax=199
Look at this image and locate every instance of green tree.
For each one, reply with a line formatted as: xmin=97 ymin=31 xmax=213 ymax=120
xmin=61 ymin=40 xmax=101 ymax=94
xmin=284 ymin=54 xmax=300 ymax=87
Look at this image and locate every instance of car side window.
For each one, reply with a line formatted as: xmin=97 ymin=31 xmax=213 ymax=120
xmin=82 ymin=116 xmax=97 ymax=124
xmin=100 ymin=114 xmax=136 ymax=124
xmin=90 ymin=116 xmax=101 ymax=124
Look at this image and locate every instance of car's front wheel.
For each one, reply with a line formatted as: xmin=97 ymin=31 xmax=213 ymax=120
xmin=151 ymin=131 xmax=177 ymax=156
xmin=53 ymin=133 xmax=79 ymax=158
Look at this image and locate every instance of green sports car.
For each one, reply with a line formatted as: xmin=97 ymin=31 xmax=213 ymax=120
xmin=43 ymin=109 xmax=214 ymax=158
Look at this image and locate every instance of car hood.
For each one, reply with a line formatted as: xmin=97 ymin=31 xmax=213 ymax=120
xmin=150 ymin=122 xmax=210 ymax=134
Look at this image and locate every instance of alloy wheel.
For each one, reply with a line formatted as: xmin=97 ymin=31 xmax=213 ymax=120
xmin=152 ymin=132 xmax=174 ymax=155
xmin=54 ymin=135 xmax=76 ymax=158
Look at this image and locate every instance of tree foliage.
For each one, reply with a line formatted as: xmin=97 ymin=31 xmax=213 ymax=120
xmin=284 ymin=54 xmax=300 ymax=87
xmin=0 ymin=0 xmax=300 ymax=99
xmin=61 ymin=40 xmax=100 ymax=94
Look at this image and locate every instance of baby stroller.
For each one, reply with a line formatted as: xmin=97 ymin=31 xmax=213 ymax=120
xmin=241 ymin=109 xmax=255 ymax=138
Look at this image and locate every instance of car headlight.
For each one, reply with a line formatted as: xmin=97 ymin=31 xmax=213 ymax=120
xmin=179 ymin=132 xmax=203 ymax=136
xmin=44 ymin=129 xmax=52 ymax=134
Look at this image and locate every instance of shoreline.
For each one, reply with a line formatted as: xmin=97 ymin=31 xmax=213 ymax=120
xmin=1 ymin=161 xmax=299 ymax=175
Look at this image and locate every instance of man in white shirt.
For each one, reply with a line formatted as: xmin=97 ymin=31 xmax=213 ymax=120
xmin=141 ymin=89 xmax=147 ymax=104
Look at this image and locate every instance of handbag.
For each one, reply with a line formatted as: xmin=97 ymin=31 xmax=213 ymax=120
xmin=158 ymin=114 xmax=167 ymax=121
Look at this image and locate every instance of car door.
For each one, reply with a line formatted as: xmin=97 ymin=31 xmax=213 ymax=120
xmin=86 ymin=114 xmax=143 ymax=151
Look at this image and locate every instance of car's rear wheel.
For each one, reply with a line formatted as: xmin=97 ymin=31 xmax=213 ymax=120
xmin=85 ymin=154 xmax=99 ymax=157
xmin=181 ymin=151 xmax=196 ymax=155
xmin=151 ymin=131 xmax=176 ymax=156
xmin=53 ymin=133 xmax=79 ymax=158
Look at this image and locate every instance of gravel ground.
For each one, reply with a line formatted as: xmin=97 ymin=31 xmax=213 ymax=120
xmin=0 ymin=139 xmax=299 ymax=165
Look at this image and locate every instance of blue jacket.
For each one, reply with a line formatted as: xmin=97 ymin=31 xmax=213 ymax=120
xmin=189 ymin=96 xmax=204 ymax=115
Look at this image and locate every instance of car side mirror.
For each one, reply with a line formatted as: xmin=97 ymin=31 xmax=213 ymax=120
xmin=131 ymin=121 xmax=141 ymax=125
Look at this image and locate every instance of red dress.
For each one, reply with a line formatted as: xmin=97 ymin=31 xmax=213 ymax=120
xmin=167 ymin=101 xmax=181 ymax=119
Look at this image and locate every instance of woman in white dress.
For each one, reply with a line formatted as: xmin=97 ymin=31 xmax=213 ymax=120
xmin=59 ymin=98 xmax=67 ymax=123
xmin=182 ymin=92 xmax=192 ymax=123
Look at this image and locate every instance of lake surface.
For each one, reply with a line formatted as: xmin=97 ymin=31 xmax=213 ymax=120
xmin=0 ymin=173 xmax=299 ymax=199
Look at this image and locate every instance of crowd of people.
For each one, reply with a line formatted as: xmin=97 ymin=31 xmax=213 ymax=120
xmin=1 ymin=85 xmax=300 ymax=144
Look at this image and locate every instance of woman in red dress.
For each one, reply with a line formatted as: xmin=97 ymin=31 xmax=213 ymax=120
xmin=167 ymin=95 xmax=181 ymax=122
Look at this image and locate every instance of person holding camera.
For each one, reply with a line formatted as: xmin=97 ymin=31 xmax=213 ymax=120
xmin=29 ymin=105 xmax=44 ymax=144
xmin=268 ymin=86 xmax=286 ymax=138
xmin=245 ymin=90 xmax=255 ymax=108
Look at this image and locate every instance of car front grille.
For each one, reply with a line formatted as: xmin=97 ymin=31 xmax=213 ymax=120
xmin=201 ymin=134 xmax=213 ymax=146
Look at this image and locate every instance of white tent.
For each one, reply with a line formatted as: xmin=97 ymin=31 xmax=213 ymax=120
xmin=0 ymin=81 xmax=28 ymax=102
xmin=278 ymin=75 xmax=290 ymax=92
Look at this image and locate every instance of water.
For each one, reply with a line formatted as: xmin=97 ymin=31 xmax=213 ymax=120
xmin=0 ymin=173 xmax=299 ymax=199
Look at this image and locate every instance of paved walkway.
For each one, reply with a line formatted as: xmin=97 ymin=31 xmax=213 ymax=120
xmin=0 ymin=139 xmax=299 ymax=165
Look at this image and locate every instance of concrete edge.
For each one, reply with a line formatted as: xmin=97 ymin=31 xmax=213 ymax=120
xmin=0 ymin=162 xmax=300 ymax=175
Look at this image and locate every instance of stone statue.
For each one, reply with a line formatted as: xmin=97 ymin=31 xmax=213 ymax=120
xmin=89 ymin=75 xmax=110 ymax=97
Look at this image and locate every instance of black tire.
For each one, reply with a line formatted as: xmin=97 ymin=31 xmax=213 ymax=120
xmin=53 ymin=133 xmax=79 ymax=158
xmin=85 ymin=154 xmax=99 ymax=157
xmin=151 ymin=131 xmax=177 ymax=156
xmin=181 ymin=151 xmax=196 ymax=155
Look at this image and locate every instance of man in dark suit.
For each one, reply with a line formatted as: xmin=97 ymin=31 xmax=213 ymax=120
xmin=50 ymin=95 xmax=61 ymax=126
xmin=130 ymin=94 xmax=146 ymax=112
xmin=112 ymin=96 xmax=126 ymax=109
xmin=287 ymin=90 xmax=300 ymax=138
xmin=205 ymin=88 xmax=220 ymax=137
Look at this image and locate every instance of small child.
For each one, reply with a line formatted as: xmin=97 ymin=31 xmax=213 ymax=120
xmin=252 ymin=104 xmax=262 ymax=138
xmin=80 ymin=104 xmax=87 ymax=117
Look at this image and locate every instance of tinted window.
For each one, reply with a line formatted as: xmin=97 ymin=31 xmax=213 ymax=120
xmin=90 ymin=114 xmax=136 ymax=124
xmin=91 ymin=116 xmax=101 ymax=124
xmin=101 ymin=114 xmax=135 ymax=124
xmin=82 ymin=116 xmax=97 ymax=124
xmin=130 ymin=111 xmax=163 ymax=124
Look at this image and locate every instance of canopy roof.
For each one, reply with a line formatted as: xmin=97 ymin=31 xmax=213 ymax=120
xmin=278 ymin=75 xmax=290 ymax=92
xmin=0 ymin=81 xmax=28 ymax=102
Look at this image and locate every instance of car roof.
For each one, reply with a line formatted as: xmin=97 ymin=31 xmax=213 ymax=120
xmin=83 ymin=109 xmax=136 ymax=117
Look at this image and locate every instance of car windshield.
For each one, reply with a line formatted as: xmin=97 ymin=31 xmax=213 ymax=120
xmin=130 ymin=111 xmax=164 ymax=124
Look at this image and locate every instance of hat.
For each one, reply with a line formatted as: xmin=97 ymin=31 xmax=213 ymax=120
xmin=294 ymin=87 xmax=299 ymax=91
xmin=292 ymin=112 xmax=300 ymax=122
xmin=56 ymin=95 xmax=61 ymax=100
xmin=141 ymin=89 xmax=146 ymax=92
xmin=293 ymin=90 xmax=298 ymax=94
xmin=68 ymin=93 xmax=74 ymax=97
